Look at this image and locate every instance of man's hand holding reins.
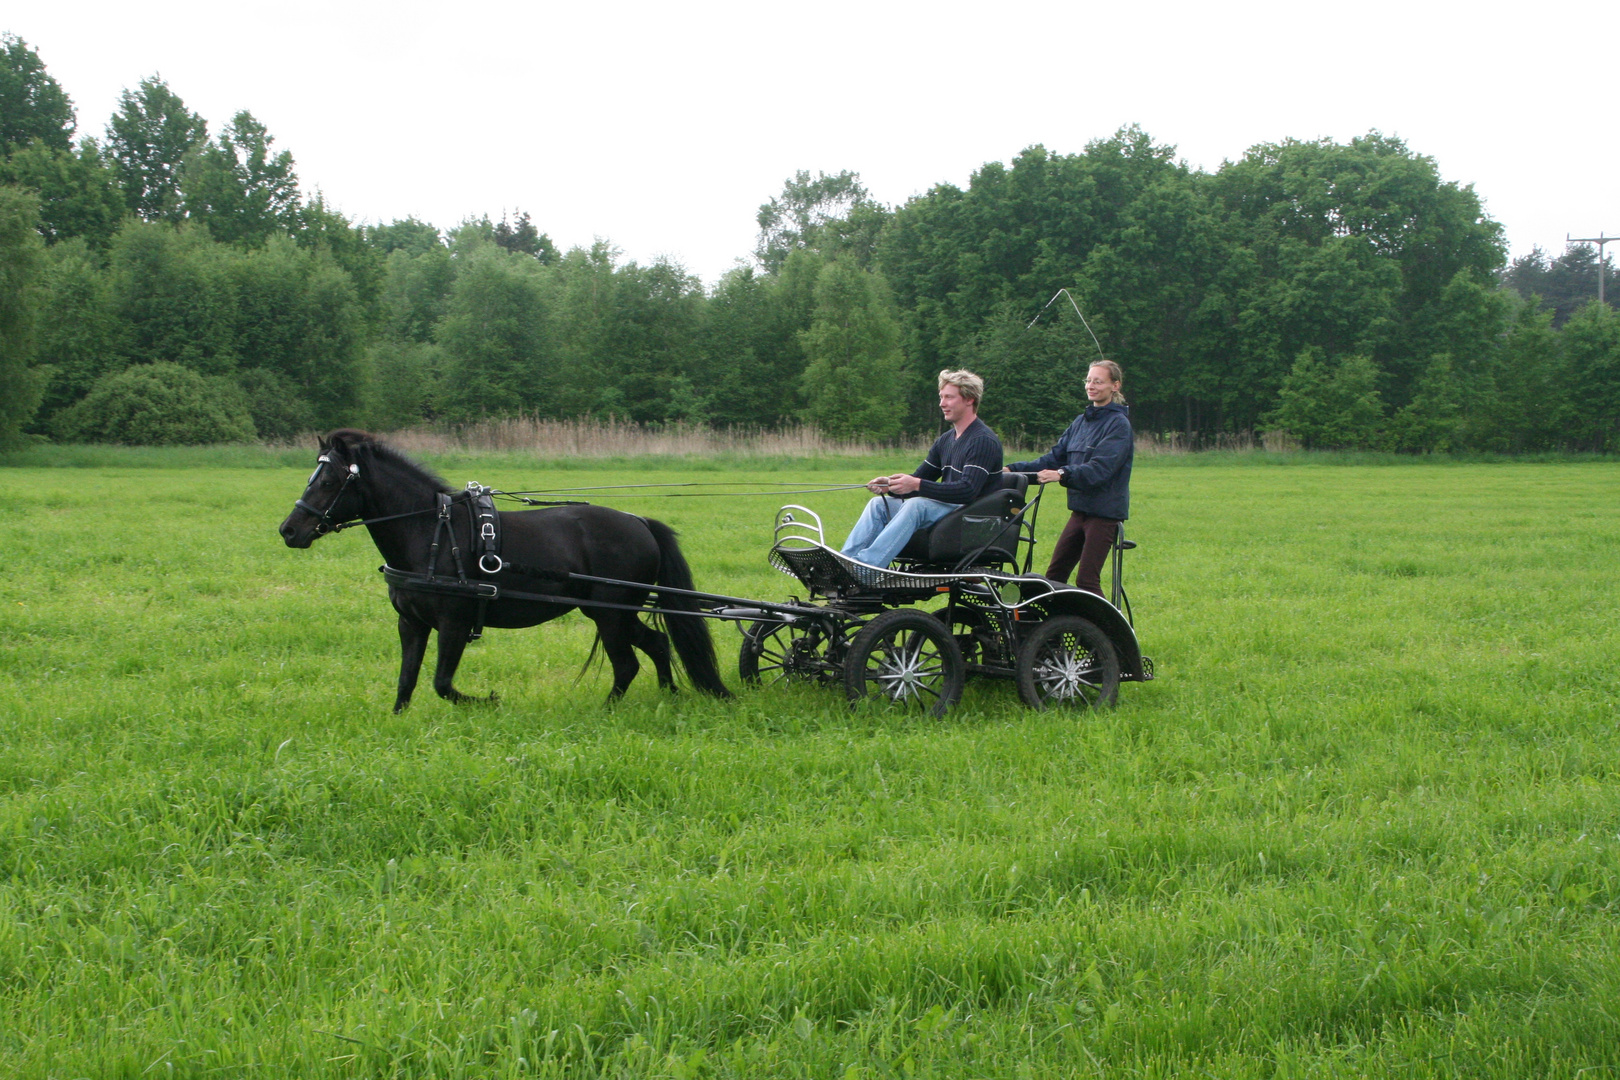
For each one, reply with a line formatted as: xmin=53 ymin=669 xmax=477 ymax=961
xmin=867 ymin=473 xmax=921 ymax=496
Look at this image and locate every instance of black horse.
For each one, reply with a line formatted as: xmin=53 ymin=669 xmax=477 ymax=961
xmin=278 ymin=429 xmax=730 ymax=711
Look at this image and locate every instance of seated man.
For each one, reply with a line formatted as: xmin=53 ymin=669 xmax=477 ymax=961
xmin=840 ymin=369 xmax=1003 ymax=569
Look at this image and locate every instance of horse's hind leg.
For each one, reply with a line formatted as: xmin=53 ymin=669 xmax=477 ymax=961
xmin=633 ymin=619 xmax=677 ymax=692
xmin=394 ymin=613 xmax=431 ymax=713
xmin=591 ymin=612 xmax=643 ymax=701
xmin=432 ymin=621 xmax=498 ymax=705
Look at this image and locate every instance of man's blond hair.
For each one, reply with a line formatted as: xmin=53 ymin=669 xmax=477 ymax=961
xmin=937 ymin=369 xmax=984 ymax=406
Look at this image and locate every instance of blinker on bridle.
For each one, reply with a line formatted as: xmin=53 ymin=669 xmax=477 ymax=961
xmin=294 ymin=454 xmax=361 ymax=535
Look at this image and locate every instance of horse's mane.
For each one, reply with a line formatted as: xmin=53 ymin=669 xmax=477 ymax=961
xmin=326 ymin=429 xmax=452 ymax=494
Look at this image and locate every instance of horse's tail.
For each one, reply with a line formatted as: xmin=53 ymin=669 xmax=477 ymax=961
xmin=645 ymin=517 xmax=731 ymax=698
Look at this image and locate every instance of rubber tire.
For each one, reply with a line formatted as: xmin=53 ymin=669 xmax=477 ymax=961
xmin=843 ymin=609 xmax=965 ymax=718
xmin=739 ymin=619 xmax=826 ymax=685
xmin=1015 ymin=615 xmax=1120 ymax=710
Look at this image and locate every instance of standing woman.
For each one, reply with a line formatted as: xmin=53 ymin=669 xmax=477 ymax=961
xmin=1005 ymin=360 xmax=1132 ymax=597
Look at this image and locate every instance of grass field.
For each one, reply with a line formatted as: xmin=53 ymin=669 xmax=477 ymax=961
xmin=1 ymin=451 xmax=1617 ymax=1078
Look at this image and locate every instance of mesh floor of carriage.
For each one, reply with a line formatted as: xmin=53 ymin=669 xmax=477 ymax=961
xmin=769 ymin=542 xmax=975 ymax=594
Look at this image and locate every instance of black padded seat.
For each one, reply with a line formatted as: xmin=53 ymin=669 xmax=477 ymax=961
xmin=896 ymin=472 xmax=1029 ymax=569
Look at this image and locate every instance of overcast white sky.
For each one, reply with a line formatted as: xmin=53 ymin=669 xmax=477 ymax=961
xmin=13 ymin=0 xmax=1618 ymax=286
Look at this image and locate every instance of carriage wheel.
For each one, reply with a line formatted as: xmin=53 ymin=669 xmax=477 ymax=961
xmin=1015 ymin=616 xmax=1120 ymax=710
xmin=739 ymin=619 xmax=831 ymax=686
xmin=843 ymin=610 xmax=965 ymax=717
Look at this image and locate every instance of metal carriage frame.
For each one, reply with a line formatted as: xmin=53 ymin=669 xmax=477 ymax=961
xmin=731 ymin=489 xmax=1152 ymax=717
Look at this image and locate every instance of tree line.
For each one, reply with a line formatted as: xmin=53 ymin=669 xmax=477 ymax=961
xmin=1 ymin=32 xmax=1616 ymax=452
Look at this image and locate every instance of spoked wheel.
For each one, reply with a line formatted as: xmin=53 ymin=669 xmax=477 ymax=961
xmin=1015 ymin=616 xmax=1120 ymax=710
xmin=843 ymin=610 xmax=965 ymax=717
xmin=739 ymin=619 xmax=831 ymax=686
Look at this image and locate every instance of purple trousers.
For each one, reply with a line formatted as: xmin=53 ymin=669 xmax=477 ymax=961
xmin=1045 ymin=512 xmax=1119 ymax=597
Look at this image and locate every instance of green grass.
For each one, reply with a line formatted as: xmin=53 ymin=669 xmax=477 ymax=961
xmin=1 ymin=457 xmax=1617 ymax=1077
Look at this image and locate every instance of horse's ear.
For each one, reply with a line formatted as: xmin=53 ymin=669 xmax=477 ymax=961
xmin=328 ymin=431 xmax=350 ymax=455
xmin=317 ymin=434 xmax=331 ymax=453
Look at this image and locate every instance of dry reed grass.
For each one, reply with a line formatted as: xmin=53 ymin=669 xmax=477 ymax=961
xmin=270 ymin=417 xmax=1296 ymax=460
xmin=371 ymin=418 xmax=934 ymax=459
xmin=1134 ymin=429 xmax=1298 ymax=455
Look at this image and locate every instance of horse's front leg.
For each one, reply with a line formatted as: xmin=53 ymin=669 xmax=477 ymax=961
xmin=394 ymin=613 xmax=431 ymax=713
xmin=432 ymin=620 xmax=498 ymax=705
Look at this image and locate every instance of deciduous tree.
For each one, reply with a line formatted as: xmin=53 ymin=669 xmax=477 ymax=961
xmin=757 ymin=170 xmax=884 ymax=273
xmin=0 ymin=34 xmax=74 ymax=154
xmin=231 ymin=234 xmax=364 ymax=428
xmin=32 ymin=237 xmax=120 ymax=424
xmin=0 ymin=185 xmax=45 ymax=446
xmin=364 ymin=216 xmax=442 ymax=256
xmin=181 ymin=111 xmax=299 ymax=247
xmin=0 ymin=137 xmax=125 ymax=247
xmin=104 ymin=76 xmax=207 ymax=222
xmin=1558 ymin=300 xmax=1620 ymax=451
xmin=107 ymin=220 xmax=237 ymax=374
xmin=798 ymin=259 xmax=907 ymax=440
xmin=1261 ymin=349 xmax=1384 ymax=449
xmin=435 ymin=244 xmax=553 ymax=420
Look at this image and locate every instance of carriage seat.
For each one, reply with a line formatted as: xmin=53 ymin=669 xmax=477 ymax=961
xmin=896 ymin=472 xmax=1029 ymax=569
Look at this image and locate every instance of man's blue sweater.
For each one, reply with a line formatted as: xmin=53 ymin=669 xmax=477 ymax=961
xmin=910 ymin=418 xmax=1003 ymax=504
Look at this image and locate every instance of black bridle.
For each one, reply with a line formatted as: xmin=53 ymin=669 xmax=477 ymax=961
xmin=292 ymin=453 xmax=454 ymax=536
xmin=294 ymin=453 xmax=364 ymax=534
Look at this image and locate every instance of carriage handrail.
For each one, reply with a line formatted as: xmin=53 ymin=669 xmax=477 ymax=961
xmin=773 ymin=505 xmax=827 ymax=548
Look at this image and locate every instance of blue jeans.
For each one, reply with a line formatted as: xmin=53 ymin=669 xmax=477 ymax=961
xmin=840 ymin=495 xmax=957 ymax=569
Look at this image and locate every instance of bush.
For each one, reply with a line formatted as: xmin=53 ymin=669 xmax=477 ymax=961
xmin=234 ymin=367 xmax=314 ymax=440
xmin=1261 ymin=349 xmax=1384 ymax=450
xmin=51 ymin=361 xmax=257 ymax=445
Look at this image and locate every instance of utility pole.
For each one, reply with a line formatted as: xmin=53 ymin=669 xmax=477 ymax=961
xmin=1567 ymin=233 xmax=1618 ymax=305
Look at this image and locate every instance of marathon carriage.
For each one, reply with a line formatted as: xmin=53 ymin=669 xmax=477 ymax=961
xmin=731 ymin=472 xmax=1153 ymax=716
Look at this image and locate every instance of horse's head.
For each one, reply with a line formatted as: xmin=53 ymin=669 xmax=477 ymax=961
xmin=279 ymin=431 xmax=370 ymax=548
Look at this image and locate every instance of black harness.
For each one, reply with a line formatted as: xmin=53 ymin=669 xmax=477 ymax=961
xmin=296 ymin=455 xmax=711 ymax=643
xmin=422 ymin=484 xmax=503 ymax=641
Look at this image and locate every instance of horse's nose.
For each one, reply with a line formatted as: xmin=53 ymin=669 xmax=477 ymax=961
xmin=279 ymin=518 xmax=297 ymax=543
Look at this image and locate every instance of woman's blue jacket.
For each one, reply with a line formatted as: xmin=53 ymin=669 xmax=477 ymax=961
xmin=1007 ymin=402 xmax=1133 ymax=520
